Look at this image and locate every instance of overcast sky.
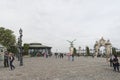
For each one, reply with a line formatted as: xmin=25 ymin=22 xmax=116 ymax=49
xmin=0 ymin=0 xmax=120 ymax=52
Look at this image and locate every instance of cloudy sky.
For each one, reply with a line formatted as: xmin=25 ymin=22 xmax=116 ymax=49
xmin=0 ymin=0 xmax=120 ymax=52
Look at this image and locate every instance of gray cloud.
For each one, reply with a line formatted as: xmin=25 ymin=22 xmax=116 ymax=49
xmin=0 ymin=0 xmax=120 ymax=52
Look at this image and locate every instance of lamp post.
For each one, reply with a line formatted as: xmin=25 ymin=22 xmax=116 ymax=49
xmin=18 ymin=28 xmax=23 ymax=66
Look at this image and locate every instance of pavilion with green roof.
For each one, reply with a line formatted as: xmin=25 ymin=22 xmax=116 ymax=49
xmin=28 ymin=43 xmax=52 ymax=57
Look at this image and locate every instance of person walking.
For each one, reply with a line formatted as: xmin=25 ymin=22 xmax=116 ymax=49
xmin=72 ymin=54 xmax=74 ymax=61
xmin=9 ymin=53 xmax=15 ymax=70
xmin=113 ymin=55 xmax=119 ymax=72
xmin=109 ymin=55 xmax=114 ymax=67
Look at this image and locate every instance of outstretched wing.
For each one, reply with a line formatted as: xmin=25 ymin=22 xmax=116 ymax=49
xmin=67 ymin=40 xmax=72 ymax=43
xmin=72 ymin=39 xmax=76 ymax=42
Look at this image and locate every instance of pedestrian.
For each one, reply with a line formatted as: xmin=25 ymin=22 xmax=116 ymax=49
xmin=67 ymin=53 xmax=71 ymax=61
xmin=71 ymin=54 xmax=74 ymax=61
xmin=109 ymin=55 xmax=114 ymax=67
xmin=113 ymin=55 xmax=119 ymax=72
xmin=4 ymin=51 xmax=9 ymax=67
xmin=9 ymin=53 xmax=15 ymax=70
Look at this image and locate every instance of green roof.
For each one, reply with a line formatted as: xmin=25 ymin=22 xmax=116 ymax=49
xmin=29 ymin=43 xmax=52 ymax=48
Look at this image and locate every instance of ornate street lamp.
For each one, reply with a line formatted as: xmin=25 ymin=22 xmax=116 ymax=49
xmin=18 ymin=28 xmax=23 ymax=66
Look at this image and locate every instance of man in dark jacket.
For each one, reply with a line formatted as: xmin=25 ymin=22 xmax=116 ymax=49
xmin=113 ymin=55 xmax=119 ymax=72
xmin=4 ymin=51 xmax=9 ymax=67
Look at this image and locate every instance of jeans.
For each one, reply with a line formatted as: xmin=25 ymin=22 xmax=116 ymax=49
xmin=10 ymin=61 xmax=15 ymax=70
xmin=4 ymin=59 xmax=9 ymax=67
xmin=113 ymin=63 xmax=119 ymax=71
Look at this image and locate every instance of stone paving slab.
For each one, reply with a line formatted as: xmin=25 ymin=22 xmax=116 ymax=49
xmin=0 ymin=56 xmax=120 ymax=80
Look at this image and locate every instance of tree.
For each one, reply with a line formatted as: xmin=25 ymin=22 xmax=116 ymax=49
xmin=117 ymin=51 xmax=120 ymax=56
xmin=86 ymin=46 xmax=90 ymax=56
xmin=73 ymin=47 xmax=77 ymax=55
xmin=0 ymin=27 xmax=16 ymax=51
xmin=10 ymin=45 xmax=18 ymax=54
xmin=112 ymin=47 xmax=117 ymax=55
xmin=23 ymin=43 xmax=29 ymax=55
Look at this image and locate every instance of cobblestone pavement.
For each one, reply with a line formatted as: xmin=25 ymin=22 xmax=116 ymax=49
xmin=0 ymin=56 xmax=120 ymax=80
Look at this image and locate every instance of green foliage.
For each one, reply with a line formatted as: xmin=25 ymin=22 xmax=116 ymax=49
xmin=0 ymin=27 xmax=16 ymax=51
xmin=86 ymin=46 xmax=90 ymax=56
xmin=73 ymin=47 xmax=77 ymax=55
xmin=9 ymin=45 xmax=18 ymax=54
xmin=112 ymin=47 xmax=117 ymax=55
xmin=117 ymin=51 xmax=120 ymax=56
xmin=23 ymin=43 xmax=29 ymax=55
xmin=111 ymin=47 xmax=120 ymax=56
